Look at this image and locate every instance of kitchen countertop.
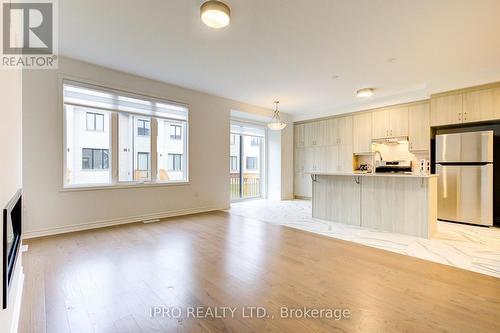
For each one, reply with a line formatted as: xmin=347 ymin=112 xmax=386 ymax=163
xmin=308 ymin=171 xmax=438 ymax=178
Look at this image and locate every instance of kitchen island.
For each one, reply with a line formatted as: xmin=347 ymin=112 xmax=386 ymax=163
xmin=311 ymin=172 xmax=438 ymax=238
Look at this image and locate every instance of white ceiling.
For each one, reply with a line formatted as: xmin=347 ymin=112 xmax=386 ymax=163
xmin=60 ymin=0 xmax=500 ymax=120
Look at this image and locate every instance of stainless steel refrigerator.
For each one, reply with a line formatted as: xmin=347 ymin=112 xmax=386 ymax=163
xmin=436 ymin=130 xmax=494 ymax=226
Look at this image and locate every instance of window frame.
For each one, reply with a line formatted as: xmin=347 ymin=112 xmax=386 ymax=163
xmin=137 ymin=119 xmax=150 ymax=136
xmin=246 ymin=156 xmax=258 ymax=171
xmin=167 ymin=153 xmax=182 ymax=171
xmin=170 ymin=124 xmax=182 ymax=140
xmin=61 ymin=78 xmax=190 ymax=190
xmin=86 ymin=112 xmax=105 ymax=131
xmin=230 ymin=155 xmax=238 ymax=171
xmin=82 ymin=148 xmax=110 ymax=170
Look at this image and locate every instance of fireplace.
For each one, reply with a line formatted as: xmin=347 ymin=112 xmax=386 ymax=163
xmin=3 ymin=189 xmax=22 ymax=309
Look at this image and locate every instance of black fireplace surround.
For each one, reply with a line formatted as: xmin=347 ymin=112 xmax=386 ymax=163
xmin=3 ymin=189 xmax=22 ymax=309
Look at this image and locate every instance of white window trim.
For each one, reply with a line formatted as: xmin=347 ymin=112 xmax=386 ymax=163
xmin=60 ymin=76 xmax=190 ymax=191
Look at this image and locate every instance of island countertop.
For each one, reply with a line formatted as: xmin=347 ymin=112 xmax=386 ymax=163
xmin=308 ymin=172 xmax=438 ymax=178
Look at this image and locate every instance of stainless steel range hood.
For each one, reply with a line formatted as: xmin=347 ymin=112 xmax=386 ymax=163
xmin=371 ymin=136 xmax=409 ymax=145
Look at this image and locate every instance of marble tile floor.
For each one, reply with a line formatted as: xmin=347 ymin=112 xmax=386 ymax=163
xmin=227 ymin=199 xmax=500 ymax=278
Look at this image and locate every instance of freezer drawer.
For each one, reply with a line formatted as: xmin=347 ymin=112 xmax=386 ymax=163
xmin=436 ymin=131 xmax=493 ymax=163
xmin=437 ymin=164 xmax=493 ymax=226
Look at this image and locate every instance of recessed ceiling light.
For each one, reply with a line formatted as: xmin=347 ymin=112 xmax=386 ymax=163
xmin=356 ymin=88 xmax=374 ymax=98
xmin=331 ymin=74 xmax=340 ymax=79
xmin=388 ymin=57 xmax=397 ymax=63
xmin=200 ymin=1 xmax=231 ymax=29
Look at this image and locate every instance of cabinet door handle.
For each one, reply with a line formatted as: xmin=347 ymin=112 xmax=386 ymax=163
xmin=464 ymin=112 xmax=467 ymax=121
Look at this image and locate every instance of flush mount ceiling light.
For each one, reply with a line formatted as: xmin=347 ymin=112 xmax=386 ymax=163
xmin=267 ymin=101 xmax=287 ymax=131
xmin=200 ymin=1 xmax=231 ymax=28
xmin=356 ymin=88 xmax=374 ymax=98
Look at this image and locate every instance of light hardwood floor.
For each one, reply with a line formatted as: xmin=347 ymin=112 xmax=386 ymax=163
xmin=20 ymin=211 xmax=500 ymax=333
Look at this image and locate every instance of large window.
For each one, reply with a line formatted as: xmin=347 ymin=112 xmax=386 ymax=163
xmin=82 ymin=148 xmax=109 ymax=170
xmin=63 ymin=80 xmax=189 ymax=188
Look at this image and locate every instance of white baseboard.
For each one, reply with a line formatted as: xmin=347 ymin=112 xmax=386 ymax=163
xmin=22 ymin=206 xmax=224 ymax=239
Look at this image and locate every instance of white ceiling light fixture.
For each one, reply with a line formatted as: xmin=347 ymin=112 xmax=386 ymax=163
xmin=356 ymin=88 xmax=374 ymax=98
xmin=267 ymin=101 xmax=287 ymax=131
xmin=200 ymin=1 xmax=231 ymax=29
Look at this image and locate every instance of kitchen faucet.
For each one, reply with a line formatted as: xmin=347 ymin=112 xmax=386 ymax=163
xmin=374 ymin=150 xmax=384 ymax=161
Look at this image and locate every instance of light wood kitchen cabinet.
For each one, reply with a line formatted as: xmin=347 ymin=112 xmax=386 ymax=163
xmin=372 ymin=108 xmax=390 ymax=139
xmin=372 ymin=107 xmax=408 ymax=138
xmin=388 ymin=106 xmax=409 ymax=137
xmin=294 ymin=123 xmax=305 ymax=147
xmin=430 ymin=94 xmax=463 ymax=126
xmin=408 ymin=103 xmax=430 ymax=151
xmin=294 ymin=148 xmax=305 ymax=173
xmin=312 ymin=175 xmax=361 ymax=226
xmin=304 ymin=122 xmax=316 ymax=146
xmin=294 ymin=172 xmax=312 ymax=198
xmin=337 ymin=116 xmax=353 ymax=145
xmin=463 ymin=88 xmax=496 ymax=123
xmin=353 ymin=112 xmax=372 ymax=153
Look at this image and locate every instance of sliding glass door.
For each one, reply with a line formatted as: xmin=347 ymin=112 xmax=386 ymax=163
xmin=230 ymin=123 xmax=265 ymax=201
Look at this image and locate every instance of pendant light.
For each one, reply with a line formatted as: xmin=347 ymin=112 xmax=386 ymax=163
xmin=200 ymin=1 xmax=231 ymax=28
xmin=267 ymin=101 xmax=287 ymax=131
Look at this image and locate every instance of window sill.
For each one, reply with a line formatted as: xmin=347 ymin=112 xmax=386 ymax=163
xmin=61 ymin=180 xmax=190 ymax=192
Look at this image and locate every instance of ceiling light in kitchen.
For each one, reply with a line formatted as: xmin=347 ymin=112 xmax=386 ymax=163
xmin=201 ymin=1 xmax=231 ymax=28
xmin=356 ymin=88 xmax=374 ymax=98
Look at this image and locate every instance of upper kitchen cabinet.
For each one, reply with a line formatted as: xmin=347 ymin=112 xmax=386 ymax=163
xmin=431 ymin=84 xmax=500 ymax=126
xmin=337 ymin=116 xmax=353 ymax=145
xmin=388 ymin=106 xmax=409 ymax=137
xmin=430 ymin=93 xmax=463 ymax=126
xmin=463 ymin=88 xmax=500 ymax=123
xmin=304 ymin=120 xmax=328 ymax=146
xmin=372 ymin=109 xmax=390 ymax=139
xmin=372 ymin=106 xmax=408 ymax=139
xmin=353 ymin=112 xmax=372 ymax=153
xmin=408 ymin=103 xmax=430 ymax=151
xmin=294 ymin=123 xmax=305 ymax=147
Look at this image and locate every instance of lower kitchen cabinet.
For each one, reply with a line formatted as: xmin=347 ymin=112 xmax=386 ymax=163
xmin=294 ymin=172 xmax=312 ymax=198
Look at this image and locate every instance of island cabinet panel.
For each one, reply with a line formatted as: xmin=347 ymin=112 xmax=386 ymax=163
xmin=311 ymin=174 xmax=437 ymax=238
xmin=312 ymin=175 xmax=361 ymax=226
xmin=360 ymin=176 xmax=436 ymax=238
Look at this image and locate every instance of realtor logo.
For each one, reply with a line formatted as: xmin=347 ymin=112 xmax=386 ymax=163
xmin=1 ymin=0 xmax=58 ymax=68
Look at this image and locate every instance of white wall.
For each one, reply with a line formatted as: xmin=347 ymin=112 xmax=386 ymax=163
xmin=22 ymin=57 xmax=289 ymax=237
xmin=0 ymin=69 xmax=24 ymax=333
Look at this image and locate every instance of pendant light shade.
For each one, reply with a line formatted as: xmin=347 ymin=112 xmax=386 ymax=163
xmin=200 ymin=1 xmax=231 ymax=28
xmin=267 ymin=101 xmax=287 ymax=131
